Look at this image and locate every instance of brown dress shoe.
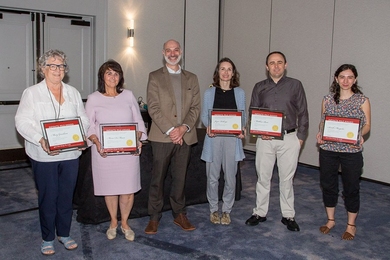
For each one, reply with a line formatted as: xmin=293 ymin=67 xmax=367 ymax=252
xmin=144 ymin=220 xmax=159 ymax=234
xmin=173 ymin=213 xmax=196 ymax=231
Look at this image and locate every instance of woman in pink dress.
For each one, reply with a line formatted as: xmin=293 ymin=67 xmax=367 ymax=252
xmin=85 ymin=60 xmax=147 ymax=241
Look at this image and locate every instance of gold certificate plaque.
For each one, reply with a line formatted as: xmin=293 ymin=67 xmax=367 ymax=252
xmin=322 ymin=115 xmax=361 ymax=144
xmin=100 ymin=123 xmax=138 ymax=155
xmin=209 ymin=109 xmax=243 ymax=136
xmin=249 ymin=108 xmax=284 ymax=139
xmin=40 ymin=117 xmax=87 ymax=152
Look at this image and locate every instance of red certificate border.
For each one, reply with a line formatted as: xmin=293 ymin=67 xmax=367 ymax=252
xmin=249 ymin=108 xmax=284 ymax=139
xmin=40 ymin=117 xmax=87 ymax=152
xmin=322 ymin=115 xmax=361 ymax=144
xmin=209 ymin=110 xmax=243 ymax=136
xmin=100 ymin=123 xmax=138 ymax=155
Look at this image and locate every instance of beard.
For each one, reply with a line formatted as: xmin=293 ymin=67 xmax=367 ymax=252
xmin=164 ymin=54 xmax=182 ymax=66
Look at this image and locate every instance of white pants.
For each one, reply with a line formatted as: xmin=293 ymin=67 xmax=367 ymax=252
xmin=253 ymin=132 xmax=300 ymax=218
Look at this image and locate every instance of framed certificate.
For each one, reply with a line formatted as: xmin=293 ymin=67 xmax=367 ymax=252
xmin=322 ymin=115 xmax=361 ymax=144
xmin=100 ymin=123 xmax=139 ymax=155
xmin=40 ymin=117 xmax=87 ymax=152
xmin=249 ymin=108 xmax=284 ymax=139
xmin=209 ymin=109 xmax=243 ymax=136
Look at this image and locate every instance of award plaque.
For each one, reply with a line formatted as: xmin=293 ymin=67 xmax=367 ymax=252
xmin=249 ymin=108 xmax=284 ymax=139
xmin=40 ymin=117 xmax=87 ymax=152
xmin=322 ymin=115 xmax=361 ymax=144
xmin=100 ymin=123 xmax=139 ymax=155
xmin=209 ymin=109 xmax=243 ymax=136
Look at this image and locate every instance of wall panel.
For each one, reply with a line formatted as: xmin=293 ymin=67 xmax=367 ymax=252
xmin=220 ymin=0 xmax=272 ymax=149
xmin=221 ymin=0 xmax=389 ymax=183
xmin=270 ymin=0 xmax=335 ymax=167
xmin=332 ymin=0 xmax=390 ymax=183
xmin=106 ymin=0 xmax=184 ymax=102
xmin=185 ymin=0 xmax=219 ymax=112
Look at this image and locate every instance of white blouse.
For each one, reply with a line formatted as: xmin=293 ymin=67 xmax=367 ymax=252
xmin=15 ymin=79 xmax=89 ymax=162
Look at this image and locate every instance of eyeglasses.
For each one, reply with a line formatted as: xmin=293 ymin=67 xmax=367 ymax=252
xmin=46 ymin=64 xmax=67 ymax=71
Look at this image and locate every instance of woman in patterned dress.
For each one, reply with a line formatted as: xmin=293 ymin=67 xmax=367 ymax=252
xmin=316 ymin=64 xmax=371 ymax=240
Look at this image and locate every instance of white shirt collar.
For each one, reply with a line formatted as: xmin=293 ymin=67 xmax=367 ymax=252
xmin=166 ymin=65 xmax=182 ymax=74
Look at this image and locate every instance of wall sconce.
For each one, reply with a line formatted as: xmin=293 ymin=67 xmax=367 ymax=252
xmin=127 ymin=20 xmax=135 ymax=47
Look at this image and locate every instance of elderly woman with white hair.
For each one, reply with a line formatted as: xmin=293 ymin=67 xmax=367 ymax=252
xmin=15 ymin=49 xmax=89 ymax=255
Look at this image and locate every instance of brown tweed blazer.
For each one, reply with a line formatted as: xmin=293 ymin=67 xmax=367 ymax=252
xmin=146 ymin=66 xmax=200 ymax=145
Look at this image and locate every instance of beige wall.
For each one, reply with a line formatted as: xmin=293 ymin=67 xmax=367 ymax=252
xmin=0 ymin=0 xmax=219 ymax=149
xmin=106 ymin=0 xmax=219 ymax=109
xmin=219 ymin=0 xmax=272 ymax=151
xmin=269 ymin=0 xmax=334 ymax=167
xmin=1 ymin=0 xmax=389 ymax=183
xmin=331 ymin=0 xmax=390 ymax=182
xmin=221 ymin=0 xmax=390 ymax=183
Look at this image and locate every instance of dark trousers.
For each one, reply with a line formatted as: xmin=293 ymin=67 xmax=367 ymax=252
xmin=319 ymin=149 xmax=363 ymax=213
xmin=148 ymin=141 xmax=191 ymax=221
xmin=30 ymin=158 xmax=79 ymax=241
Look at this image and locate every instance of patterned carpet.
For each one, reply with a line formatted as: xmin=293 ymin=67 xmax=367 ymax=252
xmin=1 ymin=152 xmax=390 ymax=259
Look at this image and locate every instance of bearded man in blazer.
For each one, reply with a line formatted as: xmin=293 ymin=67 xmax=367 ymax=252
xmin=144 ymin=39 xmax=201 ymax=234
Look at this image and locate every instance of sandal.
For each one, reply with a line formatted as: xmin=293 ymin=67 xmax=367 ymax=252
xmin=319 ymin=219 xmax=335 ymax=234
xmin=342 ymin=223 xmax=356 ymax=240
xmin=58 ymin=236 xmax=78 ymax=250
xmin=41 ymin=240 xmax=55 ymax=255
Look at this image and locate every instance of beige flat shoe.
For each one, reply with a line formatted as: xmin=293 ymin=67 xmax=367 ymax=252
xmin=106 ymin=226 xmax=117 ymax=240
xmin=121 ymin=227 xmax=135 ymax=241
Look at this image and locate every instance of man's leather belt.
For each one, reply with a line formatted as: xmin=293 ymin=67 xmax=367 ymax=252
xmin=284 ymin=129 xmax=296 ymax=134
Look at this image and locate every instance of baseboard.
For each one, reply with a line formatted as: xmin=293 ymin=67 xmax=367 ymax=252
xmin=0 ymin=148 xmax=28 ymax=164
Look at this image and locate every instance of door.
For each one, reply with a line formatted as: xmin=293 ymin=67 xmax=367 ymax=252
xmin=0 ymin=8 xmax=94 ymax=150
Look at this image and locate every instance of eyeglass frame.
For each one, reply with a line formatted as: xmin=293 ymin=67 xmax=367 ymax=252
xmin=46 ymin=64 xmax=68 ymax=71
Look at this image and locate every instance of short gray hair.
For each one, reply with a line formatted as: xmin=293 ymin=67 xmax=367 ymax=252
xmin=38 ymin=49 xmax=69 ymax=77
xmin=162 ymin=39 xmax=181 ymax=51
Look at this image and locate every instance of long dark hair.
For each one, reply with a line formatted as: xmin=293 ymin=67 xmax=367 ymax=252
xmin=97 ymin=59 xmax=124 ymax=94
xmin=331 ymin=64 xmax=362 ymax=104
xmin=212 ymin=57 xmax=240 ymax=88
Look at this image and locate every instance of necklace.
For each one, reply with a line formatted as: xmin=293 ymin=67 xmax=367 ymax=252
xmin=47 ymin=85 xmax=62 ymax=119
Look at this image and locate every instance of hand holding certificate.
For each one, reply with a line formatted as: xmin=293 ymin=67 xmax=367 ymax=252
xmin=249 ymin=108 xmax=284 ymax=139
xmin=209 ymin=109 xmax=243 ymax=136
xmin=100 ymin=123 xmax=139 ymax=155
xmin=40 ymin=117 xmax=87 ymax=152
xmin=322 ymin=115 xmax=361 ymax=144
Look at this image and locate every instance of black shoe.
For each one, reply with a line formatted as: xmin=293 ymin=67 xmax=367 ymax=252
xmin=245 ymin=214 xmax=267 ymax=226
xmin=281 ymin=217 xmax=300 ymax=231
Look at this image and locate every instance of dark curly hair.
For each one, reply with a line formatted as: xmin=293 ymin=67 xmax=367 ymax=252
xmin=97 ymin=59 xmax=124 ymax=94
xmin=330 ymin=64 xmax=362 ymax=104
xmin=212 ymin=57 xmax=240 ymax=88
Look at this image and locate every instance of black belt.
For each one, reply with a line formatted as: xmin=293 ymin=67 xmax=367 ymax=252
xmin=284 ymin=129 xmax=296 ymax=134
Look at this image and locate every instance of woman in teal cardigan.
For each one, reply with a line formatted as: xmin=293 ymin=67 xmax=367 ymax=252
xmin=201 ymin=57 xmax=246 ymax=225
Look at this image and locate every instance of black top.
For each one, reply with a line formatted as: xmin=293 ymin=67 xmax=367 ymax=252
xmin=213 ymin=87 xmax=237 ymax=109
